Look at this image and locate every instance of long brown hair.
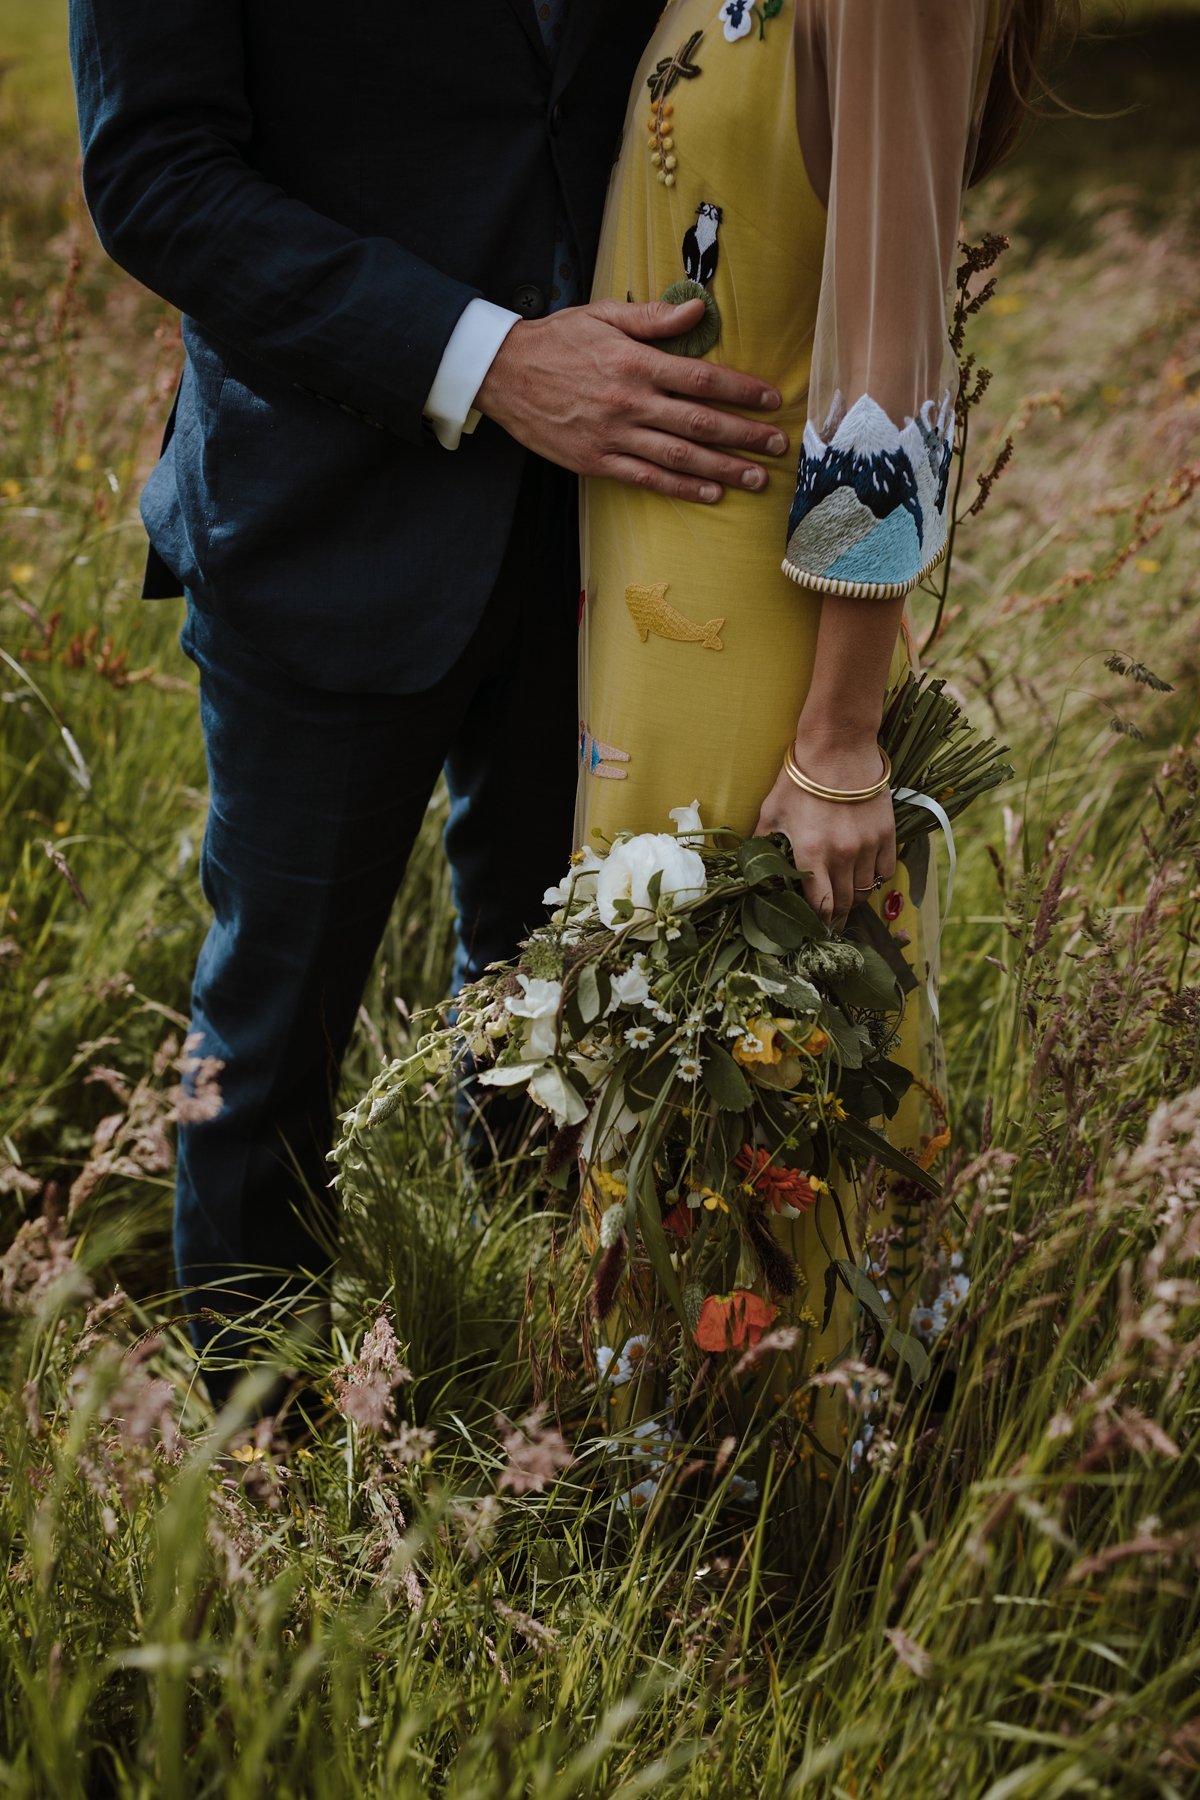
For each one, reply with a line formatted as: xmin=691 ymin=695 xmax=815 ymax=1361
xmin=971 ymin=0 xmax=1084 ymax=186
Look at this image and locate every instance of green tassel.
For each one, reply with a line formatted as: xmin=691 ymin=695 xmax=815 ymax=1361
xmin=658 ymin=279 xmax=721 ymax=358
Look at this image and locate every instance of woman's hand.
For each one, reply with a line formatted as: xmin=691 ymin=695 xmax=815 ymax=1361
xmin=754 ymin=734 xmax=897 ymax=930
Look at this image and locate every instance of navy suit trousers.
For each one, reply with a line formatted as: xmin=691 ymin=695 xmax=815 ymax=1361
xmin=176 ymin=454 xmax=579 ymax=1369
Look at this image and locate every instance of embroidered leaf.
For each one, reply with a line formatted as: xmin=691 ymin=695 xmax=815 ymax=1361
xmin=646 ymin=29 xmax=703 ymax=102
xmin=755 ymin=0 xmax=783 ymax=34
xmin=701 ymin=1041 xmax=752 ymax=1112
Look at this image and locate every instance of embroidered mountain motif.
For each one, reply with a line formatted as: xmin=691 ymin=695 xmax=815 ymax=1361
xmin=579 ymin=725 xmax=630 ymax=780
xmin=783 ymin=393 xmax=953 ymax=598
xmin=683 ymin=203 xmax=721 ymax=286
xmin=625 ymin=583 xmax=724 ymax=650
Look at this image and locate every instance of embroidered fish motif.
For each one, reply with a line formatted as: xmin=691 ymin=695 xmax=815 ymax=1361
xmin=580 ymin=724 xmax=630 ymax=780
xmin=625 ymin=583 xmax=724 ymax=651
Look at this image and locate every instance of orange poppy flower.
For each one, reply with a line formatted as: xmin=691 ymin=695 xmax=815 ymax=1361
xmin=734 ymin=1145 xmax=823 ymax=1216
xmin=694 ymin=1289 xmax=776 ymax=1352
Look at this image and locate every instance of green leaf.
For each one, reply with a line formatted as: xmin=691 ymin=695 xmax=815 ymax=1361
xmin=626 ymin=1038 xmax=679 ymax=1112
xmin=635 ymin=1159 xmax=687 ymax=1324
xmin=740 ymin=894 xmax=786 ymax=954
xmin=845 ymin=903 xmax=919 ymax=995
xmin=767 ymin=886 xmax=825 ymax=939
xmin=820 ymin=1004 xmax=864 ymax=1070
xmin=779 ymin=974 xmax=822 ymax=1014
xmin=736 ymin=837 xmax=796 ymax=886
xmin=646 ymin=868 xmax=663 ymax=910
xmin=701 ymin=1040 xmax=752 ymax=1112
xmin=891 ymin=1330 xmax=931 ymax=1384
xmin=829 ymin=943 xmax=902 ymax=1012
xmin=870 ymin=1057 xmax=913 ymax=1118
xmin=575 ymin=961 xmax=602 ymax=1026
xmin=834 ymin=1114 xmax=941 ymax=1195
xmin=713 ymin=939 xmax=744 ymax=976
xmin=836 ymin=1263 xmax=929 ymax=1383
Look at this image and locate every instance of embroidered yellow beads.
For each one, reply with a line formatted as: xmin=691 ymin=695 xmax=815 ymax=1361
xmin=647 ymin=98 xmax=677 ymax=187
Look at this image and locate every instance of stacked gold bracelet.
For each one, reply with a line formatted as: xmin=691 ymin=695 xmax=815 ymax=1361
xmin=782 ymin=744 xmax=891 ymax=804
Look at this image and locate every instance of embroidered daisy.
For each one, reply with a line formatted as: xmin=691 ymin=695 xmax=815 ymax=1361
xmin=718 ymin=0 xmax=753 ymax=40
xmin=625 ymin=1024 xmax=654 ymax=1048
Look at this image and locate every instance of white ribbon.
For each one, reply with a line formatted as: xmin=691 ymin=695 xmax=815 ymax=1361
xmin=893 ymin=787 xmax=956 ymax=1026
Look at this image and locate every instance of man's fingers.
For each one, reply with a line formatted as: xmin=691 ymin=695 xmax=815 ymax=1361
xmin=593 ymin=297 xmax=784 ymax=412
xmin=650 ymin=399 xmax=788 ymax=457
xmin=598 ymin=452 xmax=723 ymax=505
xmin=620 ymin=429 xmax=772 ymax=490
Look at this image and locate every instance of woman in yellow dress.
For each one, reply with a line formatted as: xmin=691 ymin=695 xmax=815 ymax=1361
xmin=577 ymin=0 xmax=1029 ymax=1449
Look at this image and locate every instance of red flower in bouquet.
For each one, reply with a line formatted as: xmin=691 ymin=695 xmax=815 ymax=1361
xmin=694 ymin=1289 xmax=776 ymax=1352
xmin=735 ymin=1145 xmax=822 ymax=1216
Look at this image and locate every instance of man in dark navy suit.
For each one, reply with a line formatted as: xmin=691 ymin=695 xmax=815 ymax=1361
xmin=69 ymin=0 xmax=789 ymax=1397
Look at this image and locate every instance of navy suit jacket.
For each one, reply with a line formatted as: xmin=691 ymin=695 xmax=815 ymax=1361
xmin=69 ymin=0 xmax=658 ymax=691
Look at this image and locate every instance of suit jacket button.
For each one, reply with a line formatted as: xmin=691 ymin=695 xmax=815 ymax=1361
xmin=511 ymin=284 xmax=546 ymax=318
xmin=550 ymin=101 xmax=563 ymax=135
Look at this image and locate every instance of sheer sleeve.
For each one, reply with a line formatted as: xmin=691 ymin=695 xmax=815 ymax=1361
xmin=783 ymin=0 xmax=997 ymax=599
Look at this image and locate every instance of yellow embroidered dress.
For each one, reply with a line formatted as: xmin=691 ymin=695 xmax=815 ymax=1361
xmin=579 ymin=0 xmax=999 ymax=1434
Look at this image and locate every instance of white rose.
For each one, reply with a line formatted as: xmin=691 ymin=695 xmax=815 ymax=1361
xmin=606 ymin=954 xmax=652 ymax=1013
xmin=527 ymin=1060 xmax=588 ymax=1127
xmin=595 ymin=834 xmax=706 ymax=937
xmin=544 ymin=847 xmax=605 ymax=908
xmin=668 ymin=799 xmax=704 ymax=845
xmin=505 ymin=974 xmax=562 ymax=1061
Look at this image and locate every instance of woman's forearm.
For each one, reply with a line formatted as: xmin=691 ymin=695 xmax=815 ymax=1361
xmin=794 ymin=592 xmax=907 ymax=779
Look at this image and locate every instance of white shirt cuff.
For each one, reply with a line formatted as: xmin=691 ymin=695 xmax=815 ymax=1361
xmin=423 ymin=298 xmax=522 ymax=451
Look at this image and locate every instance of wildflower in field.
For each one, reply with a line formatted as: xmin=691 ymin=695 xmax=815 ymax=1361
xmin=618 ymin=1477 xmax=660 ymax=1513
xmin=0 ymin=1213 xmax=92 ymax=1316
xmin=331 ymin=1311 xmax=413 ymax=1434
xmin=495 ymin=1408 xmax=573 ymax=1493
xmin=453 ymin=1493 xmax=501 ymax=1560
xmin=728 ymin=1473 xmax=759 ymax=1505
xmin=694 ymin=1290 xmax=776 ymax=1352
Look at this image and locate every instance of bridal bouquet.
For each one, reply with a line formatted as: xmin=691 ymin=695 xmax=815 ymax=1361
xmin=330 ymin=676 xmax=1010 ymax=1406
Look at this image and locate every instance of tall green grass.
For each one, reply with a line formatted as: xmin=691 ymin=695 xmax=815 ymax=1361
xmin=2 ymin=13 xmax=1200 ymax=1796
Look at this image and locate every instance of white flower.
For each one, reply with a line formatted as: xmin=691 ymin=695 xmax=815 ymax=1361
xmin=676 ymin=1056 xmax=702 ymax=1082
xmin=625 ymin=1025 xmax=654 ymax=1048
xmin=728 ymin=1473 xmax=758 ymax=1505
xmin=599 ymin=1333 xmax=649 ymax=1388
xmin=849 ymin=1439 xmax=864 ymax=1473
xmin=910 ymin=1305 xmax=937 ymax=1340
xmin=618 ymin=1477 xmax=660 ymax=1514
xmin=608 ymin=956 xmax=653 ymax=1012
xmin=685 ymin=1189 xmax=704 ymax=1209
xmin=595 ymin=833 xmax=705 ymax=938
xmin=945 ymin=1273 xmax=970 ymax=1305
xmin=668 ymin=799 xmax=705 ymax=845
xmin=544 ymin=847 xmax=604 ymax=908
xmin=718 ymin=0 xmax=753 ymax=40
xmin=738 ymin=1033 xmax=765 ymax=1057
xmin=527 ymin=1060 xmax=588 ymax=1127
xmin=505 ymin=974 xmax=563 ymax=1061
xmin=580 ymin=1081 xmax=640 ymax=1163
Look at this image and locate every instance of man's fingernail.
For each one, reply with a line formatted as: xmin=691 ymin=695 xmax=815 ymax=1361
xmin=699 ymin=484 xmax=721 ymax=503
xmin=741 ymin=467 xmax=766 ymax=490
xmin=767 ymin=432 xmax=787 ymax=456
xmin=760 ymin=390 xmax=781 ymax=409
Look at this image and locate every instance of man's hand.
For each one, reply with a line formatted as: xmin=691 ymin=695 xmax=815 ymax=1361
xmin=475 ymin=297 xmax=789 ymax=503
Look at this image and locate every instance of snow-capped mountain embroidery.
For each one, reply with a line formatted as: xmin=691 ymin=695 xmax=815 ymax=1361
xmin=782 ymin=393 xmax=953 ymax=598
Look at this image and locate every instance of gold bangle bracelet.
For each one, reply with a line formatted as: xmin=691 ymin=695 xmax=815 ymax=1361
xmin=782 ymin=744 xmax=891 ymax=804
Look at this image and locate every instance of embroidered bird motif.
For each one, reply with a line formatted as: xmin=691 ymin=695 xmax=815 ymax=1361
xmin=683 ymin=203 xmax=722 ymax=286
xmin=625 ymin=583 xmax=724 ymax=650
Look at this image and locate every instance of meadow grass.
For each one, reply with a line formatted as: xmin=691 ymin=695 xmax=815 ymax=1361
xmin=2 ymin=11 xmax=1200 ymax=1796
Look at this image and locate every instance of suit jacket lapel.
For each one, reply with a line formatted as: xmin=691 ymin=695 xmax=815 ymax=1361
xmin=551 ymin=0 xmax=605 ymax=98
xmin=502 ymin=0 xmax=551 ymax=66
